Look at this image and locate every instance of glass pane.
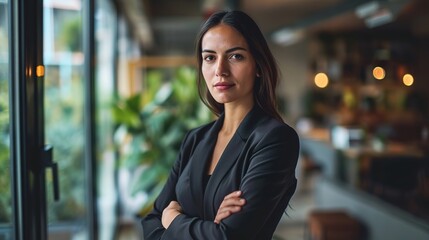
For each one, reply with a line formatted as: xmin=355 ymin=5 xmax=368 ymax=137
xmin=95 ymin=0 xmax=117 ymax=239
xmin=0 ymin=0 xmax=13 ymax=238
xmin=43 ymin=0 xmax=88 ymax=239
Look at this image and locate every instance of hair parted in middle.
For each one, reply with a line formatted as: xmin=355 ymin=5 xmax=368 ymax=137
xmin=195 ymin=10 xmax=284 ymax=122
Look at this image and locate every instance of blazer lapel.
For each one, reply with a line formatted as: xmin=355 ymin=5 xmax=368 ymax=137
xmin=188 ymin=115 xmax=224 ymax=217
xmin=204 ymin=106 xmax=266 ymax=217
xmin=204 ymin=133 xmax=245 ymax=219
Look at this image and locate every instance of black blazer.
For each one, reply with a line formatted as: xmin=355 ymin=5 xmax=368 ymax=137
xmin=141 ymin=106 xmax=300 ymax=240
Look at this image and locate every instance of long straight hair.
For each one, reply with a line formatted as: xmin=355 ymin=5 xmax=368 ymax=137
xmin=195 ymin=10 xmax=284 ymax=122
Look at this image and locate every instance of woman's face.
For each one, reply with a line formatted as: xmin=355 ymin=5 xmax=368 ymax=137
xmin=201 ymin=24 xmax=257 ymax=106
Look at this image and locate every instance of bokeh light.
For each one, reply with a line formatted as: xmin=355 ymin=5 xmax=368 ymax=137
xmin=403 ymin=74 xmax=414 ymax=86
xmin=314 ymin=72 xmax=329 ymax=88
xmin=373 ymin=66 xmax=385 ymax=80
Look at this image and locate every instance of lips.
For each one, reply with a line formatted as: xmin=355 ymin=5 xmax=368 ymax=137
xmin=214 ymin=82 xmax=235 ymax=90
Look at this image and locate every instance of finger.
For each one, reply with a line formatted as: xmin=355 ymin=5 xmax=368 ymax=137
xmin=215 ymin=206 xmax=242 ymax=224
xmin=219 ymin=197 xmax=246 ymax=209
xmin=166 ymin=201 xmax=175 ymax=209
xmin=223 ymin=191 xmax=242 ymax=200
xmin=220 ymin=206 xmax=242 ymax=214
xmin=167 ymin=201 xmax=182 ymax=211
xmin=215 ymin=210 xmax=232 ymax=224
xmin=215 ymin=206 xmax=242 ymax=222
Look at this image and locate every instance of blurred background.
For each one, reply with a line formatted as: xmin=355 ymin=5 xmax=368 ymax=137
xmin=1 ymin=0 xmax=429 ymax=239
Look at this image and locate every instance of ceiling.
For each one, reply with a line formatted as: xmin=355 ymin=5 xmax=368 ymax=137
xmin=243 ymin=0 xmax=346 ymax=33
xmin=115 ymin=0 xmax=429 ymax=54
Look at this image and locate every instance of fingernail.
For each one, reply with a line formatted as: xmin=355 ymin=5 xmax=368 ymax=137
xmin=236 ymin=191 xmax=241 ymax=195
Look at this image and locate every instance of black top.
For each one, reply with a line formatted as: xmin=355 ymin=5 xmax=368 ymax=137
xmin=203 ymin=174 xmax=211 ymax=193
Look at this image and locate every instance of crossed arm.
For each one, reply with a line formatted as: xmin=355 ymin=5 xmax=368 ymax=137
xmin=142 ymin=126 xmax=299 ymax=240
xmin=162 ymin=190 xmax=246 ymax=228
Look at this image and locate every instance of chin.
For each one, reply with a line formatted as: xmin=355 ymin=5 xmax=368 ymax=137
xmin=212 ymin=95 xmax=231 ymax=104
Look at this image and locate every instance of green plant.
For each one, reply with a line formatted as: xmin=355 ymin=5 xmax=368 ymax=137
xmin=59 ymin=16 xmax=82 ymax=52
xmin=112 ymin=66 xmax=212 ymax=215
xmin=0 ymin=80 xmax=11 ymax=223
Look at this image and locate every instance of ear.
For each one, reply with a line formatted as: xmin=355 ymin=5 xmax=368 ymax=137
xmin=256 ymin=65 xmax=262 ymax=78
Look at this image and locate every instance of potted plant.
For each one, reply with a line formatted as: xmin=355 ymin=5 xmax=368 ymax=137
xmin=112 ymin=66 xmax=211 ymax=217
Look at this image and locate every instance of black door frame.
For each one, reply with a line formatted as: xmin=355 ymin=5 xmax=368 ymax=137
xmin=9 ymin=0 xmax=97 ymax=239
xmin=10 ymin=0 xmax=46 ymax=238
xmin=83 ymin=0 xmax=98 ymax=238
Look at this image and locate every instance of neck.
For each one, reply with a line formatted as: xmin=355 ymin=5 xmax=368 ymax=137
xmin=221 ymin=101 xmax=254 ymax=135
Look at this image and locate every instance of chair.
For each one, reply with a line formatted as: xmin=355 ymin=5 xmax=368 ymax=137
xmin=307 ymin=210 xmax=363 ymax=240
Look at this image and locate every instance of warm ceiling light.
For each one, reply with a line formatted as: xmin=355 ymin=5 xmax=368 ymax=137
xmin=403 ymin=74 xmax=414 ymax=86
xmin=355 ymin=1 xmax=400 ymax=28
xmin=272 ymin=28 xmax=304 ymax=46
xmin=373 ymin=66 xmax=385 ymax=80
xmin=314 ymin=72 xmax=329 ymax=88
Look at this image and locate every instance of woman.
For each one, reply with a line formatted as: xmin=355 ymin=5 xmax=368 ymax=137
xmin=142 ymin=10 xmax=300 ymax=240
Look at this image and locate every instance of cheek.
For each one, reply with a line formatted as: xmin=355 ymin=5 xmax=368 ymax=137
xmin=244 ymin=72 xmax=257 ymax=93
xmin=202 ymin=71 xmax=209 ymax=86
xmin=201 ymin=70 xmax=211 ymax=89
xmin=241 ymin=67 xmax=257 ymax=85
xmin=202 ymin=65 xmax=215 ymax=86
xmin=202 ymin=64 xmax=213 ymax=76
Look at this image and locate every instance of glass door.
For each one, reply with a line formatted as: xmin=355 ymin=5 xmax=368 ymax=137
xmin=43 ymin=0 xmax=93 ymax=239
xmin=8 ymin=0 xmax=96 ymax=239
xmin=0 ymin=0 xmax=13 ymax=238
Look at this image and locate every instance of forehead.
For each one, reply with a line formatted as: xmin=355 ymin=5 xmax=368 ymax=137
xmin=201 ymin=24 xmax=248 ymax=50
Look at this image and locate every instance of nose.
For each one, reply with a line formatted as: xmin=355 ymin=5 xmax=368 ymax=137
xmin=215 ymin=59 xmax=229 ymax=77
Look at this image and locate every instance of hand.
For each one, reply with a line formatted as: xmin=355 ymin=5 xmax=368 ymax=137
xmin=162 ymin=201 xmax=182 ymax=229
xmin=214 ymin=191 xmax=246 ymax=224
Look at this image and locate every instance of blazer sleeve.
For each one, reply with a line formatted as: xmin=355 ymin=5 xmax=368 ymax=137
xmin=159 ymin=125 xmax=300 ymax=240
xmin=141 ymin=131 xmax=193 ymax=239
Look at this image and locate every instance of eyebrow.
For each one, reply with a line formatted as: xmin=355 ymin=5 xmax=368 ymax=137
xmin=202 ymin=47 xmax=248 ymax=54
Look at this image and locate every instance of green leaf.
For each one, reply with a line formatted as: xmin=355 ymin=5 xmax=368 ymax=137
xmin=153 ymin=83 xmax=173 ymax=105
xmin=159 ymin=124 xmax=185 ymax=148
xmin=125 ymin=94 xmax=143 ymax=113
xmin=130 ymin=166 xmax=160 ymax=195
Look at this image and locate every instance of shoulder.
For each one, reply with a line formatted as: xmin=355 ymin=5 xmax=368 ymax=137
xmin=246 ymin=117 xmax=300 ymax=168
xmin=249 ymin=117 xmax=300 ymax=162
xmin=185 ymin=120 xmax=215 ymax=140
xmin=253 ymin=117 xmax=300 ymax=145
xmin=174 ymin=120 xmax=216 ymax=167
xmin=178 ymin=119 xmax=217 ymax=150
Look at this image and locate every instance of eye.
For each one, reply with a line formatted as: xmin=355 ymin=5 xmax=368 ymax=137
xmin=230 ymin=54 xmax=244 ymax=61
xmin=203 ymin=55 xmax=215 ymax=62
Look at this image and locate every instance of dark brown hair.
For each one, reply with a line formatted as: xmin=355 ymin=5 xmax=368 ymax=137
xmin=195 ymin=10 xmax=284 ymax=122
